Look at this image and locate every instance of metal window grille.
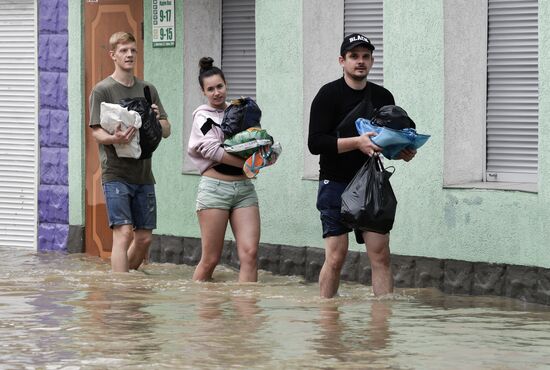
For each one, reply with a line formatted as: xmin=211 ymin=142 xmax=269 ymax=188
xmin=0 ymin=0 xmax=37 ymax=249
xmin=486 ymin=0 xmax=538 ymax=183
xmin=222 ymin=0 xmax=256 ymax=100
xmin=344 ymin=0 xmax=384 ymax=85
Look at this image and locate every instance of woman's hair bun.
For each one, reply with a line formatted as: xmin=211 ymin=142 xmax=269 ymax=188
xmin=197 ymin=56 xmax=225 ymax=88
xmin=199 ymin=57 xmax=214 ymax=71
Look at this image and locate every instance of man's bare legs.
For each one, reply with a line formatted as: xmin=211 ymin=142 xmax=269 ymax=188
xmin=128 ymin=229 xmax=153 ymax=270
xmin=363 ymin=231 xmax=393 ymax=296
xmin=319 ymin=231 xmax=392 ymax=298
xmin=319 ymin=234 xmax=349 ymax=298
xmin=111 ymin=225 xmax=133 ymax=272
xmin=111 ymin=225 xmax=152 ymax=272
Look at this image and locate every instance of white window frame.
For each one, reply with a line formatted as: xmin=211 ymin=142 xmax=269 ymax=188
xmin=443 ymin=0 xmax=538 ymax=192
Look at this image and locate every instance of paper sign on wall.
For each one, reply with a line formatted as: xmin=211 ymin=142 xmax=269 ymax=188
xmin=152 ymin=0 xmax=175 ymax=47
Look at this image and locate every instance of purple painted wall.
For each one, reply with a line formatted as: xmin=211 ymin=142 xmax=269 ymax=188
xmin=37 ymin=0 xmax=69 ymax=251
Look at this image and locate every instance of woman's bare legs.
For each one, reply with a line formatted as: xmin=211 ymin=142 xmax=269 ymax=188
xmin=230 ymin=206 xmax=260 ymax=282
xmin=193 ymin=209 xmax=230 ymax=281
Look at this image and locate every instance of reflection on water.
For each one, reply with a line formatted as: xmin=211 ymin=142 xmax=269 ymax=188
xmin=1 ymin=249 xmax=550 ymax=369
xmin=315 ymin=299 xmax=393 ymax=365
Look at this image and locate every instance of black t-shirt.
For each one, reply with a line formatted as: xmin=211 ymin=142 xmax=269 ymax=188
xmin=308 ymin=77 xmax=395 ymax=182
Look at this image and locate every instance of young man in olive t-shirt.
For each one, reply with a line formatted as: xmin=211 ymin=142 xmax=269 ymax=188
xmin=89 ymin=32 xmax=171 ymax=272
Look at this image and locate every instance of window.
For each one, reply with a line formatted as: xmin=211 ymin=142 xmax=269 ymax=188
xmin=486 ymin=0 xmax=538 ymax=183
xmin=303 ymin=0 xmax=384 ymax=180
xmin=181 ymin=0 xmax=257 ymax=173
xmin=222 ymin=0 xmax=256 ymax=100
xmin=344 ymin=0 xmax=384 ymax=85
xmin=0 ymin=0 xmax=37 ymax=248
xmin=443 ymin=0 xmax=538 ymax=191
xmin=181 ymin=0 xmax=222 ymax=174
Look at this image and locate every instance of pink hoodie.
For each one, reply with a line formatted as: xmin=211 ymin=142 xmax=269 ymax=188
xmin=187 ymin=104 xmax=226 ymax=174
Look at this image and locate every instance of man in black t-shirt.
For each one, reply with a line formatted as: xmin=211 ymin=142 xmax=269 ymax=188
xmin=308 ymin=33 xmax=416 ymax=297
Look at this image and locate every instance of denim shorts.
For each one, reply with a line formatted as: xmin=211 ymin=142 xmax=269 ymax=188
xmin=103 ymin=181 xmax=157 ymax=229
xmin=316 ymin=179 xmax=364 ymax=244
xmin=196 ymin=176 xmax=258 ymax=211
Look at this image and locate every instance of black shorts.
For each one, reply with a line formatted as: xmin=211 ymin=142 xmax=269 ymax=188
xmin=316 ymin=179 xmax=364 ymax=244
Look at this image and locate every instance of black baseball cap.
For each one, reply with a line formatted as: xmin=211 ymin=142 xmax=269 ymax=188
xmin=340 ymin=33 xmax=375 ymax=56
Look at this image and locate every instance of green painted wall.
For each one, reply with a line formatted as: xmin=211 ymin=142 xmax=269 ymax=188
xmin=69 ymin=0 xmax=550 ymax=268
xmin=146 ymin=0 xmax=323 ymax=247
xmin=142 ymin=0 xmax=194 ymax=236
xmin=382 ymin=0 xmax=550 ymax=267
xmin=68 ymin=0 xmax=84 ymax=225
xmin=253 ymin=0 xmax=321 ymax=247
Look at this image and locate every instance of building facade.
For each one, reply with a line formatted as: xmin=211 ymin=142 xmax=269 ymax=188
xmin=2 ymin=0 xmax=549 ymax=303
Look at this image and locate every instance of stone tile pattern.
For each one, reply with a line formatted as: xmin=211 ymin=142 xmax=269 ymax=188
xmin=38 ymin=0 xmax=69 ymax=251
xmin=148 ymin=235 xmax=550 ymax=305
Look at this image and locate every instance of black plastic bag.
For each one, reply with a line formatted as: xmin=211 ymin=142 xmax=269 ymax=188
xmin=221 ymin=97 xmax=262 ymax=138
xmin=341 ymin=156 xmax=397 ymax=234
xmin=371 ymin=105 xmax=416 ymax=130
xmin=119 ymin=86 xmax=162 ymax=159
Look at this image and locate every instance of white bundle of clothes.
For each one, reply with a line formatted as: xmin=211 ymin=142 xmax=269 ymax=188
xmin=100 ymin=102 xmax=142 ymax=159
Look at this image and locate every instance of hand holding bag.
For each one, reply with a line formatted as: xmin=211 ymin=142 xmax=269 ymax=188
xmin=340 ymin=156 xmax=397 ymax=234
xmin=119 ymin=86 xmax=163 ymax=160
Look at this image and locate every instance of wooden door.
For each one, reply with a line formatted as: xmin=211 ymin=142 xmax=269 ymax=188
xmin=84 ymin=0 xmax=143 ymax=257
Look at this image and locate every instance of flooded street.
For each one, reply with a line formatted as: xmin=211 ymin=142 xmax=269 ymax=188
xmin=1 ymin=248 xmax=550 ymax=369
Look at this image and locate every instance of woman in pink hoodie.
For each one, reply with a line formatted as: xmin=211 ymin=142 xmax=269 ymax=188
xmin=187 ymin=57 xmax=260 ymax=282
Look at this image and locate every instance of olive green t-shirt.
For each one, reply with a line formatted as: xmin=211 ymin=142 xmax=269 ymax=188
xmin=89 ymin=76 xmax=168 ymax=184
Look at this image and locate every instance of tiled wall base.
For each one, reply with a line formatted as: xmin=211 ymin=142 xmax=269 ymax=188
xmin=66 ymin=229 xmax=550 ymax=305
xmin=67 ymin=225 xmax=85 ymax=254
xmin=147 ymin=234 xmax=550 ymax=305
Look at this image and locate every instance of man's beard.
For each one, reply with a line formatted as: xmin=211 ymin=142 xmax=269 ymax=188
xmin=349 ymin=72 xmax=367 ymax=81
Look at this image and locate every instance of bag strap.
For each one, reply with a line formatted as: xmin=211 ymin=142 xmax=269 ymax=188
xmin=335 ymin=83 xmax=374 ymax=137
xmin=364 ymin=83 xmax=373 ymax=117
xmin=144 ymin=86 xmax=153 ymax=105
xmin=374 ymin=155 xmax=395 ymax=174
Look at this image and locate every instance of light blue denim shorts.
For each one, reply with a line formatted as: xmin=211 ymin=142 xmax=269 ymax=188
xmin=103 ymin=181 xmax=156 ymax=229
xmin=196 ymin=176 xmax=258 ymax=211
